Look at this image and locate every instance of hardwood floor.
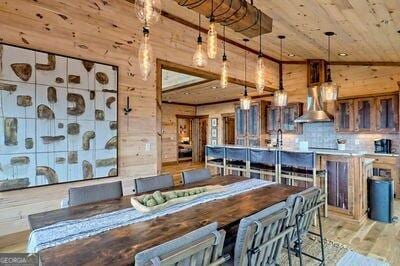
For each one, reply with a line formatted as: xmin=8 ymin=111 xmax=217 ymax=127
xmin=1 ymin=163 xmax=398 ymax=265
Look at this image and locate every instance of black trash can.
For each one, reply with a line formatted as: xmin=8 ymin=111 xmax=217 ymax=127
xmin=368 ymin=176 xmax=394 ymax=223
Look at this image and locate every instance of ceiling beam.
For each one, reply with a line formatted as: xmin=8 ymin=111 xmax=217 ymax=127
xmin=282 ymin=60 xmax=400 ymax=67
xmin=163 ymin=79 xmax=213 ymax=93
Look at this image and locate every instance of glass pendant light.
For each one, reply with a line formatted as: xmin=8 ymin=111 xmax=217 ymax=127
xmin=193 ymin=14 xmax=208 ymax=68
xmin=138 ymin=27 xmax=153 ymax=80
xmin=220 ymin=26 xmax=228 ymax=89
xmin=321 ymin=32 xmax=338 ymax=102
xmin=240 ymin=39 xmax=251 ymax=110
xmin=274 ymin=35 xmax=288 ymax=107
xmin=135 ymin=0 xmax=162 ymax=25
xmin=207 ymin=0 xmax=218 ymax=59
xmin=255 ymin=16 xmax=265 ymax=94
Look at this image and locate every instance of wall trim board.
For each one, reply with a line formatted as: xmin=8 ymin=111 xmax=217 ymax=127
xmin=283 ymin=60 xmax=400 ymax=67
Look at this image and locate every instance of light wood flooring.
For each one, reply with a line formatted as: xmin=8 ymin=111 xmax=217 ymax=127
xmin=1 ymin=161 xmax=399 ymax=265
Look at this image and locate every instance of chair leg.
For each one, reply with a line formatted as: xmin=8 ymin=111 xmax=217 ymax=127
xmin=317 ymin=208 xmax=325 ymax=265
xmin=295 ymin=215 xmax=304 ymax=266
xmin=285 ymin=234 xmax=292 ymax=266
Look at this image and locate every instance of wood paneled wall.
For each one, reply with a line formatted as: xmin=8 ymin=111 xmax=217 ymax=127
xmin=0 ymin=0 xmax=279 ymax=236
xmin=162 ymin=104 xmax=196 ymax=163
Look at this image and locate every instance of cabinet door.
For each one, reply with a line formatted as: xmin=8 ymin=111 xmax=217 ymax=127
xmin=354 ymin=98 xmax=375 ymax=132
xmin=248 ymin=103 xmax=260 ymax=137
xmin=282 ymin=103 xmax=302 ymax=134
xmin=376 ymin=95 xmax=399 ymax=132
xmin=266 ymin=106 xmax=281 ymax=133
xmin=335 ymin=100 xmax=354 ymax=132
xmin=327 ymin=160 xmax=349 ymax=210
xmin=235 ymin=106 xmax=247 ymax=138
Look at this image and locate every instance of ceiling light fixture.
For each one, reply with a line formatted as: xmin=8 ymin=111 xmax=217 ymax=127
xmin=193 ymin=14 xmax=207 ymax=68
xmin=338 ymin=52 xmax=348 ymax=56
xmin=220 ymin=25 xmax=229 ymax=89
xmin=240 ymin=39 xmax=251 ymax=110
xmin=135 ymin=0 xmax=161 ymax=25
xmin=255 ymin=14 xmax=265 ymax=94
xmin=288 ymin=53 xmax=295 ymax=57
xmin=138 ymin=26 xmax=153 ymax=80
xmin=207 ymin=0 xmax=218 ymax=59
xmin=273 ymin=35 xmax=288 ymax=107
xmin=321 ymin=32 xmax=339 ymax=102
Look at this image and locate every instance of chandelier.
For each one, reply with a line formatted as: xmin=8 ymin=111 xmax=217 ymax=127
xmin=207 ymin=0 xmax=217 ymax=59
xmin=321 ymin=32 xmax=338 ymax=102
xmin=220 ymin=26 xmax=228 ymax=89
xmin=138 ymin=27 xmax=153 ymax=80
xmin=135 ymin=0 xmax=161 ymax=25
xmin=255 ymin=15 xmax=265 ymax=94
xmin=273 ymin=35 xmax=288 ymax=107
xmin=193 ymin=14 xmax=208 ymax=68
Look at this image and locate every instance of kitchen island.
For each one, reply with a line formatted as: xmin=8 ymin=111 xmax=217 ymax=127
xmin=206 ymin=145 xmax=389 ymax=221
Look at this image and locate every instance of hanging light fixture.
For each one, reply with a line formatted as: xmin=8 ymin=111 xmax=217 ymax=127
xmin=255 ymin=14 xmax=265 ymax=94
xmin=240 ymin=39 xmax=251 ymax=110
xmin=207 ymin=0 xmax=218 ymax=59
xmin=274 ymin=35 xmax=288 ymax=107
xmin=321 ymin=32 xmax=338 ymax=102
xmin=220 ymin=26 xmax=228 ymax=89
xmin=193 ymin=14 xmax=208 ymax=68
xmin=135 ymin=0 xmax=162 ymax=25
xmin=138 ymin=26 xmax=153 ymax=80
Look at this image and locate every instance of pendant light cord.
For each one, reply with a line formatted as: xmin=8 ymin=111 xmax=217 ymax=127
xmin=259 ymin=12 xmax=262 ymax=55
xmin=223 ymin=25 xmax=226 ymax=59
xmin=279 ymin=37 xmax=283 ymax=91
xmin=198 ymin=14 xmax=201 ymax=38
xmin=244 ymin=40 xmax=247 ymax=95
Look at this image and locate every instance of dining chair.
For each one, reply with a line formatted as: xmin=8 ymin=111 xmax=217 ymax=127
xmin=286 ymin=187 xmax=325 ymax=266
xmin=249 ymin=148 xmax=278 ymax=181
xmin=61 ymin=181 xmax=123 ymax=207
xmin=133 ymin=174 xmax=174 ymax=194
xmin=233 ymin=202 xmax=294 ymax=266
xmin=182 ymin=168 xmax=211 ymax=184
xmin=134 ymin=222 xmax=230 ymax=266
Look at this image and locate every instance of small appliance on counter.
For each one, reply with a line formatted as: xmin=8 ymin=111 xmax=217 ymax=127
xmin=337 ymin=139 xmax=346 ymax=151
xmin=374 ymin=139 xmax=392 ymax=154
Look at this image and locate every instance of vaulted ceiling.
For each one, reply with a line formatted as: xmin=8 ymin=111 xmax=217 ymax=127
xmin=162 ymin=0 xmax=400 ymax=62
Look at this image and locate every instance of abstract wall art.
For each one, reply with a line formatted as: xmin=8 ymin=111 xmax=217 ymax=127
xmin=0 ymin=43 xmax=118 ymax=191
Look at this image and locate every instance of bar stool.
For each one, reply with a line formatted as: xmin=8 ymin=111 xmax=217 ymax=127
xmin=249 ymin=148 xmax=278 ymax=181
xmin=205 ymin=146 xmax=225 ymax=176
xmin=279 ymin=151 xmax=328 ymax=217
xmin=225 ymin=147 xmax=248 ymax=177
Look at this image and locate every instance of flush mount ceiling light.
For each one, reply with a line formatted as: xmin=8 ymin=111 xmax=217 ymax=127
xmin=135 ymin=0 xmax=161 ymax=25
xmin=207 ymin=0 xmax=218 ymax=59
xmin=138 ymin=27 xmax=153 ymax=80
xmin=321 ymin=31 xmax=339 ymax=102
xmin=255 ymin=14 xmax=265 ymax=95
xmin=273 ymin=35 xmax=288 ymax=107
xmin=240 ymin=39 xmax=251 ymax=110
xmin=220 ymin=25 xmax=229 ymax=89
xmin=338 ymin=52 xmax=348 ymax=56
xmin=193 ymin=14 xmax=208 ymax=68
xmin=288 ymin=53 xmax=296 ymax=57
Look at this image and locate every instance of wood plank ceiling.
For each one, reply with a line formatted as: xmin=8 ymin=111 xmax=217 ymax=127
xmin=161 ymin=0 xmax=400 ymax=62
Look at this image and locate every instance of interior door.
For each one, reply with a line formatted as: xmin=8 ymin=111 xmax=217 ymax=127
xmin=224 ymin=115 xmax=235 ymax=145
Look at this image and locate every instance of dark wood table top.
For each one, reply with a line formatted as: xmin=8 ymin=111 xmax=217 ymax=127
xmin=28 ymin=176 xmax=303 ymax=265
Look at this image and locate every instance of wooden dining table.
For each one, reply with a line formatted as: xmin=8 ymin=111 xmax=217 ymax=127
xmin=28 ymin=175 xmax=304 ymax=265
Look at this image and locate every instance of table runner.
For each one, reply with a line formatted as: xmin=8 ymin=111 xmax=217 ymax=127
xmin=27 ymin=179 xmax=274 ymax=253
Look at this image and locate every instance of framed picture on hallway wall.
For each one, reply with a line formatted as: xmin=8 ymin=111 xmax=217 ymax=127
xmin=210 ymin=118 xmax=218 ymax=145
xmin=0 ymin=43 xmax=119 ymax=191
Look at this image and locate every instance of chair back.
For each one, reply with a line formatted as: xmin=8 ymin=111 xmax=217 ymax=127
xmin=182 ymin=168 xmax=211 ymax=184
xmin=225 ymin=147 xmax=247 ymax=161
xmin=134 ymin=174 xmax=174 ymax=194
xmin=234 ymin=202 xmax=293 ymax=266
xmin=135 ymin=222 xmax=227 ymax=266
xmin=249 ymin=149 xmax=277 ymax=165
xmin=286 ymin=187 xmax=321 ymax=242
xmin=280 ymin=151 xmax=316 ymax=169
xmin=68 ymin=181 xmax=122 ymax=207
xmin=206 ymin=146 xmax=225 ymax=159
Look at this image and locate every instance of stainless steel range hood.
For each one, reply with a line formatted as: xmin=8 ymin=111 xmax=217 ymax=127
xmin=294 ymin=85 xmax=332 ymax=123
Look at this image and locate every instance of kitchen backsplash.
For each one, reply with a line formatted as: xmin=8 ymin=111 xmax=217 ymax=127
xmin=273 ymin=122 xmax=400 ymax=153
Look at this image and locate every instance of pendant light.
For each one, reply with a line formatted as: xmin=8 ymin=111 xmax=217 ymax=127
xmin=193 ymin=14 xmax=208 ymax=68
xmin=135 ymin=0 xmax=161 ymax=25
xmin=207 ymin=0 xmax=218 ymax=59
xmin=274 ymin=35 xmax=288 ymax=107
xmin=138 ymin=26 xmax=153 ymax=80
xmin=321 ymin=32 xmax=338 ymax=102
xmin=255 ymin=14 xmax=265 ymax=94
xmin=240 ymin=39 xmax=251 ymax=110
xmin=220 ymin=26 xmax=228 ymax=89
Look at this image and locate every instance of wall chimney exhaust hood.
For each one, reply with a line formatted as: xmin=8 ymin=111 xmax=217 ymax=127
xmin=294 ymin=85 xmax=332 ymax=123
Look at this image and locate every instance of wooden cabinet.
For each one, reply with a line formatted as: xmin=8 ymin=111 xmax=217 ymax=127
xmin=376 ymin=95 xmax=399 ymax=132
xmin=235 ymin=100 xmax=267 ymax=147
xmin=326 ymin=160 xmax=349 ymax=210
xmin=354 ymin=98 xmax=375 ymax=132
xmin=267 ymin=102 xmax=303 ymax=134
xmin=335 ymin=100 xmax=354 ymax=132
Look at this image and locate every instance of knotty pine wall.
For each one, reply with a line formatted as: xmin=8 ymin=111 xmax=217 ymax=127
xmin=0 ymin=0 xmax=279 ymax=236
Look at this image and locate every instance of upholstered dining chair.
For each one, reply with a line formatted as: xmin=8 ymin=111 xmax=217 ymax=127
xmin=182 ymin=168 xmax=211 ymax=184
xmin=285 ymin=187 xmax=325 ymax=266
xmin=133 ymin=174 xmax=174 ymax=194
xmin=61 ymin=181 xmax=123 ymax=208
xmin=233 ymin=202 xmax=295 ymax=266
xmin=134 ymin=222 xmax=230 ymax=266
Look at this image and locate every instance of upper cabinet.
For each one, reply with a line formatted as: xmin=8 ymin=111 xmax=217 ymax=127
xmin=267 ymin=102 xmax=303 ymax=134
xmin=335 ymin=93 xmax=399 ymax=133
xmin=376 ymin=95 xmax=399 ymax=133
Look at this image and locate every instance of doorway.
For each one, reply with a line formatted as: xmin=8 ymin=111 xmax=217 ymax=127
xmin=222 ymin=113 xmax=235 ymax=145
